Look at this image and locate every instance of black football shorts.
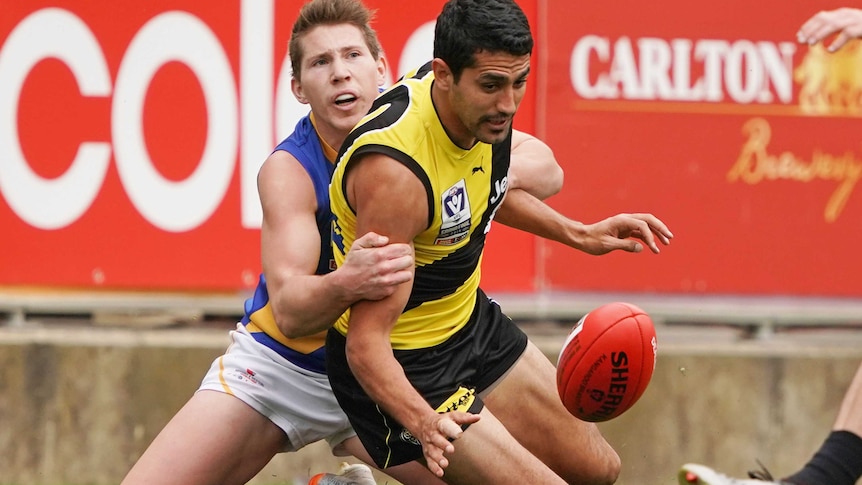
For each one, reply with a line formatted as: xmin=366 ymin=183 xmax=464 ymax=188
xmin=325 ymin=289 xmax=528 ymax=468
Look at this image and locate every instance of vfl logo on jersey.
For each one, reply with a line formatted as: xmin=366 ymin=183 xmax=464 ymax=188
xmin=435 ymin=179 xmax=471 ymax=245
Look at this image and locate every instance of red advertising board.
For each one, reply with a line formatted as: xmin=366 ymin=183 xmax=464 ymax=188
xmin=2 ymin=0 xmax=859 ymax=298
xmin=0 ymin=0 xmax=538 ymax=291
xmin=538 ymin=0 xmax=862 ymax=297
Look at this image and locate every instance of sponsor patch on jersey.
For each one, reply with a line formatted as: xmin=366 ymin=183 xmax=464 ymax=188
xmin=435 ymin=179 xmax=471 ymax=245
xmin=228 ymin=367 xmax=264 ymax=387
xmin=435 ymin=386 xmax=476 ymax=413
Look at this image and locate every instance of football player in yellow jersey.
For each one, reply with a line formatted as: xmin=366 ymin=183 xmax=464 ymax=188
xmin=327 ymin=0 xmax=673 ymax=484
xmin=121 ymin=0 xmax=565 ymax=484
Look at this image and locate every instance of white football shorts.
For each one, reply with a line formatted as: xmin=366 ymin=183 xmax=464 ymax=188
xmin=198 ymin=323 xmax=354 ymax=452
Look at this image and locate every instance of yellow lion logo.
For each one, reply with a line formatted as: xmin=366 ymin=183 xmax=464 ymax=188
xmin=795 ymin=40 xmax=862 ymax=115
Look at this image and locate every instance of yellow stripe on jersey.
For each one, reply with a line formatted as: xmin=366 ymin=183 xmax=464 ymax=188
xmin=330 ymin=66 xmax=510 ymax=350
xmin=246 ymin=302 xmax=327 ymax=354
xmin=309 ymin=112 xmax=339 ymax=163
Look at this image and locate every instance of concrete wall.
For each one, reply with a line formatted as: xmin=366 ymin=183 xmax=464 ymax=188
xmin=1 ymin=324 xmax=859 ymax=485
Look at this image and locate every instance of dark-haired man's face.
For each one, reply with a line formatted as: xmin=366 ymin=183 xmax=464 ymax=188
xmin=449 ymin=50 xmax=530 ymax=146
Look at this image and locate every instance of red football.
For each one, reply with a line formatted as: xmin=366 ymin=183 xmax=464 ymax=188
xmin=556 ymin=302 xmax=657 ymax=422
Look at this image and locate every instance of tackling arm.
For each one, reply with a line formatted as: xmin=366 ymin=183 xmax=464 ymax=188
xmin=258 ymin=150 xmax=412 ymax=339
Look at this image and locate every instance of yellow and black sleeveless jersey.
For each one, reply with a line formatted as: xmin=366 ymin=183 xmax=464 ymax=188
xmin=329 ymin=63 xmax=511 ymax=350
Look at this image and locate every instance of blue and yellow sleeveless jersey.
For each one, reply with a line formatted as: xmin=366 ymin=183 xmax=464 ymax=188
xmin=241 ymin=114 xmax=336 ymax=373
xmin=329 ymin=63 xmax=512 ymax=350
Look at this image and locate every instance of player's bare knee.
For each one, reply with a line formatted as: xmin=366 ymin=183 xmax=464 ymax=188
xmin=560 ymin=447 xmax=620 ymax=485
xmin=577 ymin=464 xmax=621 ymax=485
xmin=599 ymin=450 xmax=622 ymax=485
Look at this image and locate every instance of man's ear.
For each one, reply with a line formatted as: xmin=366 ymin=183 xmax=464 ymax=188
xmin=376 ymin=54 xmax=389 ymax=87
xmin=431 ymin=58 xmax=453 ymax=91
xmin=291 ymin=77 xmax=309 ymax=104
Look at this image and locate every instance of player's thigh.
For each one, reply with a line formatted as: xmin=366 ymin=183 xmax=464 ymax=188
xmin=340 ymin=437 xmax=445 ymax=485
xmin=442 ymin=406 xmax=566 ymax=485
xmin=483 ymin=340 xmax=620 ymax=485
xmin=122 ymin=390 xmax=284 ymax=485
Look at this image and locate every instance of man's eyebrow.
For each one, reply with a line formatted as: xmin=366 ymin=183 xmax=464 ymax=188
xmin=338 ymin=44 xmax=365 ymax=53
xmin=309 ymin=44 xmax=365 ymax=62
xmin=478 ymin=72 xmax=507 ymax=82
xmin=306 ymin=50 xmax=331 ymax=61
xmin=478 ymin=67 xmax=531 ymax=82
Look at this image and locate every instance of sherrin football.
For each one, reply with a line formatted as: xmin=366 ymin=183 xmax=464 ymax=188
xmin=556 ymin=302 xmax=657 ymax=422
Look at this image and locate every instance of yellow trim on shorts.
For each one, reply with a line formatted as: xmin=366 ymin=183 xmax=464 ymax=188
xmin=217 ymin=355 xmax=234 ymax=396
